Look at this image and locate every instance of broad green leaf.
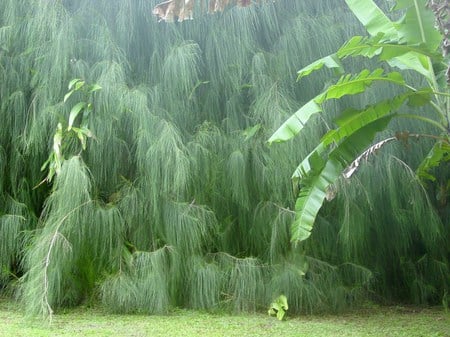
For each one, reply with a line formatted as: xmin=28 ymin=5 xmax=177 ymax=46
xmin=337 ymin=35 xmax=383 ymax=59
xmin=89 ymin=84 xmax=102 ymax=92
xmin=321 ymin=99 xmax=444 ymax=179
xmin=320 ymin=69 xmax=405 ymax=102
xmin=406 ymin=88 xmax=433 ymax=107
xmin=74 ymin=80 xmax=85 ymax=91
xmin=291 ymin=117 xmax=392 ymax=244
xmin=395 ymin=0 xmax=442 ymax=50
xmin=68 ymin=102 xmax=86 ymax=130
xmin=337 ymin=35 xmax=439 ymax=61
xmin=345 ymin=0 xmax=398 ymax=41
xmin=277 ymin=295 xmax=288 ymax=310
xmin=63 ymin=89 xmax=74 ymax=103
xmin=277 ymin=309 xmax=285 ymax=321
xmin=68 ymin=78 xmax=82 ymax=90
xmin=269 ymin=70 xmax=406 ymax=144
xmin=416 ymin=141 xmax=450 ymax=182
xmin=292 ymin=143 xmax=326 ymax=193
xmin=379 ymin=43 xmax=439 ymax=61
xmin=388 ymin=1 xmax=441 ymax=82
xmin=392 ymin=0 xmax=413 ymax=9
xmin=72 ymin=127 xmax=93 ymax=150
xmin=388 ymin=52 xmax=433 ymax=82
xmin=322 ymin=89 xmax=432 ymax=147
xmin=291 ymin=158 xmax=342 ymax=243
xmin=268 ymin=295 xmax=288 ymax=321
xmin=344 ymin=0 xmax=441 ymax=83
xmin=80 ymin=127 xmax=93 ymax=138
xmin=321 ymin=96 xmax=405 ymax=147
xmin=268 ymin=99 xmax=322 ymax=143
xmin=297 ymin=54 xmax=344 ymax=80
xmin=272 ymin=303 xmax=282 ymax=311
xmin=329 ymin=116 xmax=393 ymax=166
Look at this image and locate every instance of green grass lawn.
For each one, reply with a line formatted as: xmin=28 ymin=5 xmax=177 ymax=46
xmin=1 ymin=299 xmax=448 ymax=337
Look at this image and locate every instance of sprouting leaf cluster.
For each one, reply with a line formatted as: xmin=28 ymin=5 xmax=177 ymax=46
xmin=40 ymin=79 xmax=100 ymax=184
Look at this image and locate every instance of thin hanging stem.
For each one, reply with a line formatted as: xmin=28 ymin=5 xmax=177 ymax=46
xmin=42 ymin=200 xmax=92 ymax=320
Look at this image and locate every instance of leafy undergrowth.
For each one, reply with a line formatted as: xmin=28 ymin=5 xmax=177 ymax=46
xmin=0 ymin=299 xmax=448 ymax=337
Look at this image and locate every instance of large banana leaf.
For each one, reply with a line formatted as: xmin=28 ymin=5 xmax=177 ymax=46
xmin=269 ymin=69 xmax=407 ymax=144
xmin=271 ymin=0 xmax=441 ymax=145
xmin=321 ymin=98 xmax=403 ymax=147
xmin=292 ymin=89 xmax=431 ymax=192
xmin=291 ymin=143 xmax=326 ymax=190
xmin=297 ymin=54 xmax=344 ymax=80
xmin=346 ymin=0 xmax=442 ymax=82
xmin=393 ymin=0 xmax=442 ymax=50
xmin=289 ymin=88 xmax=435 ymax=244
xmin=292 ymin=158 xmax=341 ymax=243
xmin=321 ymin=89 xmax=433 ymax=147
xmin=290 ymin=93 xmax=407 ymax=187
xmin=291 ymin=117 xmax=393 ymax=243
xmin=344 ymin=0 xmax=397 ymax=41
xmin=296 ymin=34 xmax=440 ymax=86
xmin=337 ymin=35 xmax=440 ymax=60
xmin=320 ymin=69 xmax=405 ymax=102
xmin=387 ymin=52 xmax=435 ymax=82
xmin=268 ymin=99 xmax=322 ymax=143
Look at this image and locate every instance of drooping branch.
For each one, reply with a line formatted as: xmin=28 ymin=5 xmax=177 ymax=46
xmin=343 ymin=132 xmax=450 ymax=179
xmin=343 ymin=136 xmax=397 ymax=179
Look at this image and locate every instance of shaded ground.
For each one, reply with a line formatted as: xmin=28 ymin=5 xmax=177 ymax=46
xmin=0 ymin=299 xmax=448 ymax=337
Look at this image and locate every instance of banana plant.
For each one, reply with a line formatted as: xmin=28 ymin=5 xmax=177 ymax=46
xmin=269 ymin=0 xmax=450 ymax=244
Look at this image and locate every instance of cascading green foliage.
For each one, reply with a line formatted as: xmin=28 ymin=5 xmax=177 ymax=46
xmin=0 ymin=0 xmax=448 ymax=318
xmin=0 ymin=196 xmax=36 ymax=288
xmin=101 ymin=246 xmax=172 ymax=314
xmin=187 ymin=256 xmax=223 ymax=310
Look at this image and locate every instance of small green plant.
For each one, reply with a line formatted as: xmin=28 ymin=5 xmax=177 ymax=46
xmin=268 ymin=295 xmax=288 ymax=321
xmin=40 ymin=79 xmax=101 ymax=184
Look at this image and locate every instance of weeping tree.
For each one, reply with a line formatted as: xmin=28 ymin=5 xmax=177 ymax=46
xmin=0 ymin=0 xmax=448 ymax=319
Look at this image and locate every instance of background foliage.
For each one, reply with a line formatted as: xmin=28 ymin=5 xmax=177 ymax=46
xmin=0 ymin=0 xmax=448 ymax=317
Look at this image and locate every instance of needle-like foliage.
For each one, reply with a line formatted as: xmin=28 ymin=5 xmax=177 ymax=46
xmin=0 ymin=0 xmax=447 ymax=318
